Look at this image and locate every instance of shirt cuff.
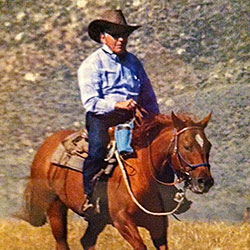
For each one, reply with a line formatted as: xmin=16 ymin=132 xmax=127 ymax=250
xmin=105 ymin=99 xmax=117 ymax=113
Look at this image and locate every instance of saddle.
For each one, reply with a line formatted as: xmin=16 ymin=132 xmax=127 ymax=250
xmin=51 ymin=106 xmax=147 ymax=175
xmin=51 ymin=128 xmax=116 ymax=175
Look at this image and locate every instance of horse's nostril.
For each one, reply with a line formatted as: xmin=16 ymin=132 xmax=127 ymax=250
xmin=197 ymin=178 xmax=205 ymax=185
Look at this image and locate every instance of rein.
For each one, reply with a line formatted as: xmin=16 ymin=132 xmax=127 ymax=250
xmin=115 ymin=107 xmax=209 ymax=216
xmin=115 ymin=151 xmax=185 ymax=216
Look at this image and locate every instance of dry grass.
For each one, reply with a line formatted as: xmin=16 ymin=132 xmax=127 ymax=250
xmin=0 ymin=217 xmax=249 ymax=250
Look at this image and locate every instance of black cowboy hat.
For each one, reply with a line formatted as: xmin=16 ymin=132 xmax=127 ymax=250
xmin=88 ymin=10 xmax=141 ymax=43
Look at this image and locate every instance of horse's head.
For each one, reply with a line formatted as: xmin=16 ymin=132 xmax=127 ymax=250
xmin=170 ymin=112 xmax=214 ymax=194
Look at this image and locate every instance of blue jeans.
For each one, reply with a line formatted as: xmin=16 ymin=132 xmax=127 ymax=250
xmin=83 ymin=111 xmax=132 ymax=195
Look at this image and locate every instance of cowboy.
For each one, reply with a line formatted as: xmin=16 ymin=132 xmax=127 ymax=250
xmin=78 ymin=10 xmax=159 ymax=211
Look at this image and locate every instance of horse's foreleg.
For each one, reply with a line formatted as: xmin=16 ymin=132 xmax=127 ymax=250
xmin=80 ymin=215 xmax=107 ymax=250
xmin=151 ymin=236 xmax=168 ymax=250
xmin=113 ymin=211 xmax=147 ymax=250
xmin=148 ymin=216 xmax=168 ymax=250
xmin=47 ymin=199 xmax=69 ymax=250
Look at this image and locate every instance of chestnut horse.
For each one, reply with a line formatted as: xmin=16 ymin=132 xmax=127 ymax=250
xmin=24 ymin=112 xmax=214 ymax=250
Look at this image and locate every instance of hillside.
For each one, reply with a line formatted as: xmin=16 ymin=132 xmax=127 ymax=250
xmin=0 ymin=0 xmax=249 ymax=221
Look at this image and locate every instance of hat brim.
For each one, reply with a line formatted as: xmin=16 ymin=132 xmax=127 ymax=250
xmin=88 ymin=20 xmax=141 ymax=43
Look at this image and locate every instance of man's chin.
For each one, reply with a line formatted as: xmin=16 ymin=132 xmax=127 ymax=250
xmin=115 ymin=48 xmax=126 ymax=56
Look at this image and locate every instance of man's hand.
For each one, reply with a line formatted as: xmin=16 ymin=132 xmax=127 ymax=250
xmin=115 ymin=99 xmax=137 ymax=111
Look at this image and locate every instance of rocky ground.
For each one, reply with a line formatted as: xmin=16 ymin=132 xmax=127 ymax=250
xmin=0 ymin=0 xmax=249 ymax=221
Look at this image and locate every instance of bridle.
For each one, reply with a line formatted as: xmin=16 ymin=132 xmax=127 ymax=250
xmin=171 ymin=127 xmax=210 ymax=174
xmin=133 ymin=105 xmax=210 ymax=185
xmin=149 ymin=126 xmax=210 ymax=186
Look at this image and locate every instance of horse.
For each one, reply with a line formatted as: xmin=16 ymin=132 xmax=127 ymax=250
xmin=24 ymin=112 xmax=214 ymax=250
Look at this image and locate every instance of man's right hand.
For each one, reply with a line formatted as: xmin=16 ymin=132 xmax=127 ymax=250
xmin=115 ymin=99 xmax=137 ymax=111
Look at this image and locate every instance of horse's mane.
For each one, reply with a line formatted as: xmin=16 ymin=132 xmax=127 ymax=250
xmin=132 ymin=113 xmax=197 ymax=149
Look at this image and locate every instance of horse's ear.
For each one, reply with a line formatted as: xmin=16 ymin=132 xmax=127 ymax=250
xmin=199 ymin=112 xmax=212 ymax=128
xmin=171 ymin=112 xmax=185 ymax=130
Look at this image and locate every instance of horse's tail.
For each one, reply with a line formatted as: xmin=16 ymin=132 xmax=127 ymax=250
xmin=23 ymin=179 xmax=47 ymax=227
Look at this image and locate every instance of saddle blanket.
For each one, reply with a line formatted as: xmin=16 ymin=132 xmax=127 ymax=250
xmin=51 ymin=129 xmax=116 ymax=173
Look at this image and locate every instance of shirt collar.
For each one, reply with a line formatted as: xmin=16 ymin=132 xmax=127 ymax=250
xmin=102 ymin=44 xmax=113 ymax=54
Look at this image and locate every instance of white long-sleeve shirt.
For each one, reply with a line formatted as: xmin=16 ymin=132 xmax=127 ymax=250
xmin=78 ymin=45 xmax=159 ymax=115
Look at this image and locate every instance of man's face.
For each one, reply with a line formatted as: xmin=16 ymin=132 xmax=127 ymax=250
xmin=101 ymin=32 xmax=129 ymax=55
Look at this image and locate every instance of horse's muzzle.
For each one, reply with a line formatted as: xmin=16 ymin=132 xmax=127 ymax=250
xmin=189 ymin=176 xmax=214 ymax=194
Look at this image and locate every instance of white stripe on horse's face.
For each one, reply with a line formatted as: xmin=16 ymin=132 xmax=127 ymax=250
xmin=195 ymin=134 xmax=204 ymax=148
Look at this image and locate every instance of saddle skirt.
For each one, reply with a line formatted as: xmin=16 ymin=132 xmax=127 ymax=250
xmin=51 ymin=129 xmax=116 ymax=174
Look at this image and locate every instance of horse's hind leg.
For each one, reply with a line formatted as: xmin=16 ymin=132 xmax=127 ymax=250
xmin=80 ymin=215 xmax=107 ymax=250
xmin=47 ymin=199 xmax=69 ymax=250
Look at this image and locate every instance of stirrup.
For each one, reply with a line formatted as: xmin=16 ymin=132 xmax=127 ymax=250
xmin=81 ymin=197 xmax=100 ymax=214
xmin=82 ymin=198 xmax=94 ymax=212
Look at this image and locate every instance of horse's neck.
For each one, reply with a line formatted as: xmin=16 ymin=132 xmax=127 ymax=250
xmin=138 ymin=127 xmax=173 ymax=180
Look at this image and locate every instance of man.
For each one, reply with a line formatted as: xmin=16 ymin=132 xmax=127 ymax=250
xmin=78 ymin=10 xmax=159 ymax=211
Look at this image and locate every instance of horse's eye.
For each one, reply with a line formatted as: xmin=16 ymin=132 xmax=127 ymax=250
xmin=184 ymin=145 xmax=192 ymax=151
